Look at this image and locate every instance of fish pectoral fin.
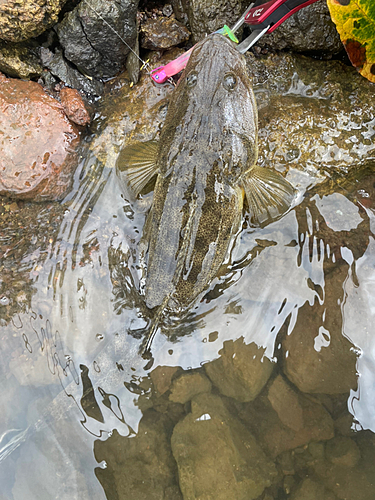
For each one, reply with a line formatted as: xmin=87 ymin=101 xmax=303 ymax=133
xmin=116 ymin=140 xmax=159 ymax=198
xmin=242 ymin=166 xmax=296 ymax=226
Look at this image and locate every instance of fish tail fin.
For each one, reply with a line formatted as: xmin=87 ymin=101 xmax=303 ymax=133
xmin=140 ymin=294 xmax=170 ymax=359
xmin=241 ymin=166 xmax=296 ymax=226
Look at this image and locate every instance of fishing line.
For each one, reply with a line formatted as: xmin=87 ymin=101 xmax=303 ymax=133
xmin=82 ymin=0 xmax=176 ymax=86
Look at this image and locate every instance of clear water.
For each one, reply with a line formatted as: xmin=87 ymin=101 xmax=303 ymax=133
xmin=1 ymin=74 xmax=375 ymax=499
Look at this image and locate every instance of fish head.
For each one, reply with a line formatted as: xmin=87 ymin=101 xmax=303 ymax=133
xmin=164 ymin=33 xmax=258 ymax=183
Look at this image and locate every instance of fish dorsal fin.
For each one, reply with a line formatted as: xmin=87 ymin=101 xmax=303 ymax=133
xmin=242 ymin=166 xmax=296 ymax=226
xmin=116 ymin=140 xmax=159 ymax=198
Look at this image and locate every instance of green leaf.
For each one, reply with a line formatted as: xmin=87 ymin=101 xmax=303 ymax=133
xmin=327 ymin=0 xmax=375 ymax=82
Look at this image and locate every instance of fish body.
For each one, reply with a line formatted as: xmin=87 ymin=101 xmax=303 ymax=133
xmin=117 ymin=34 xmax=295 ymax=347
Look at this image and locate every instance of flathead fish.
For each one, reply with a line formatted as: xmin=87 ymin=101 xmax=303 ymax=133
xmin=117 ymin=34 xmax=295 ymax=352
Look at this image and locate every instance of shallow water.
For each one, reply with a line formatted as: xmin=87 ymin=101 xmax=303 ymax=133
xmin=1 ymin=76 xmax=375 ymax=499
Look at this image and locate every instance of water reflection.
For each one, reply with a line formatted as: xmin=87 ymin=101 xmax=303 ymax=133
xmin=1 ymin=112 xmax=375 ymax=499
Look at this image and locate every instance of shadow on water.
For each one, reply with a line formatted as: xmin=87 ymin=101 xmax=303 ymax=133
xmin=2 ymin=91 xmax=375 ymax=499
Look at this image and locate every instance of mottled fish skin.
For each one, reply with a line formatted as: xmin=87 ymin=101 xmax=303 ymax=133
xmin=144 ymin=34 xmax=258 ymax=311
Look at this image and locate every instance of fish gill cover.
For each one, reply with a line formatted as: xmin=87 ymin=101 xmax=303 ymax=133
xmin=327 ymin=0 xmax=375 ymax=82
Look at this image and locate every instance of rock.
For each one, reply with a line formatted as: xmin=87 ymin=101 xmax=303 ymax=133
xmin=40 ymin=48 xmax=104 ymax=97
xmin=171 ymin=393 xmax=278 ymax=500
xmin=0 ymin=41 xmax=42 ymax=79
xmin=255 ymin=0 xmax=342 ymax=56
xmin=0 ymin=75 xmax=80 ymax=201
xmin=169 ymin=371 xmax=212 ymax=404
xmin=325 ymin=437 xmax=361 ymax=468
xmin=204 ymin=338 xmax=273 ymax=402
xmin=281 ymin=265 xmax=358 ymax=394
xmin=187 ymin=0 xmax=244 ymax=44
xmin=140 ymin=17 xmax=190 ymax=50
xmin=290 ymin=478 xmax=338 ymax=500
xmin=55 ymin=0 xmax=139 ymax=80
xmin=240 ymin=378 xmax=334 ymax=458
xmin=59 ymin=88 xmax=91 ymax=127
xmin=150 ymin=365 xmax=182 ymax=395
xmin=0 ymin=0 xmax=67 ymax=42
xmin=268 ymin=375 xmax=303 ymax=432
xmin=246 ymin=52 xmax=375 ymax=178
xmin=94 ymin=412 xmax=182 ymax=500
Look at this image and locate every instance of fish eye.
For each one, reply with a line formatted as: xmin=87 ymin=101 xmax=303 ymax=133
xmin=186 ymin=72 xmax=198 ymax=88
xmin=223 ymin=73 xmax=237 ymax=91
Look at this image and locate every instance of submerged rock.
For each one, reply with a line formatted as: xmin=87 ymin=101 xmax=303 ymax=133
xmin=0 ymin=74 xmax=80 ymax=201
xmin=246 ymin=52 xmax=375 ymax=178
xmin=140 ymin=16 xmax=190 ymax=50
xmin=171 ymin=393 xmax=278 ymax=500
xmin=0 ymin=0 xmax=67 ymax=42
xmin=290 ymin=478 xmax=338 ymax=500
xmin=169 ymin=371 xmax=212 ymax=404
xmin=204 ymin=338 xmax=273 ymax=402
xmin=56 ymin=0 xmax=139 ymax=80
xmin=240 ymin=376 xmax=334 ymax=458
xmin=94 ymin=412 xmax=182 ymax=500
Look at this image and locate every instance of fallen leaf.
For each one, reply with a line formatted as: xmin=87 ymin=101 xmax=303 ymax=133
xmin=327 ymin=0 xmax=375 ymax=82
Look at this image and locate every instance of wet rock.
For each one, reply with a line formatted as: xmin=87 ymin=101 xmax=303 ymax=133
xmin=94 ymin=412 xmax=182 ymax=500
xmin=290 ymin=478 xmax=338 ymax=500
xmin=187 ymin=0 xmax=243 ymax=44
xmin=140 ymin=17 xmax=190 ymax=50
xmin=0 ymin=0 xmax=67 ymax=42
xmin=325 ymin=437 xmax=361 ymax=468
xmin=240 ymin=378 xmax=334 ymax=458
xmin=0 ymin=41 xmax=42 ymax=79
xmin=171 ymin=393 xmax=278 ymax=500
xmin=59 ymin=88 xmax=91 ymax=127
xmin=256 ymin=0 xmax=342 ymax=56
xmin=267 ymin=375 xmax=303 ymax=431
xmin=313 ymin=454 xmax=375 ymax=500
xmin=281 ymin=266 xmax=358 ymax=394
xmin=246 ymin=52 xmax=375 ymax=178
xmin=204 ymin=338 xmax=273 ymax=402
xmin=56 ymin=0 xmax=138 ymax=80
xmin=0 ymin=75 xmax=80 ymax=201
xmin=169 ymin=371 xmax=212 ymax=404
xmin=40 ymin=48 xmax=103 ymax=97
xmin=150 ymin=365 xmax=182 ymax=395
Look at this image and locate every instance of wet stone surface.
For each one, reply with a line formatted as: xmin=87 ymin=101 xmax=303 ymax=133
xmin=0 ymin=0 xmax=67 ymax=42
xmin=140 ymin=16 xmax=190 ymax=50
xmin=0 ymin=74 xmax=80 ymax=201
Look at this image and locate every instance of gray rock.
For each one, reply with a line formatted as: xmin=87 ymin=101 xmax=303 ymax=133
xmin=169 ymin=371 xmax=212 ymax=404
xmin=204 ymin=338 xmax=273 ymax=402
xmin=55 ymin=0 xmax=139 ymax=79
xmin=171 ymin=393 xmax=278 ymax=500
xmin=187 ymin=0 xmax=244 ymax=44
xmin=255 ymin=0 xmax=342 ymax=56
xmin=40 ymin=48 xmax=103 ymax=96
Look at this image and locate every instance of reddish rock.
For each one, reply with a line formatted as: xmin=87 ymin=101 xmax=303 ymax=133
xmin=59 ymin=87 xmax=91 ymax=127
xmin=0 ymin=75 xmax=80 ymax=201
